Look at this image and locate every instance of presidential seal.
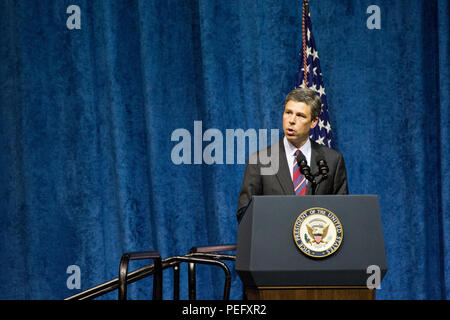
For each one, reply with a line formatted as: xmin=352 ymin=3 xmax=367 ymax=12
xmin=293 ymin=207 xmax=343 ymax=258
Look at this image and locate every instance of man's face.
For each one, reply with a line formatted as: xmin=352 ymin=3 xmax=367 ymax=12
xmin=282 ymin=100 xmax=318 ymax=148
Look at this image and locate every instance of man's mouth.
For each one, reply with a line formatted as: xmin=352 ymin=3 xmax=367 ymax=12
xmin=286 ymin=128 xmax=295 ymax=135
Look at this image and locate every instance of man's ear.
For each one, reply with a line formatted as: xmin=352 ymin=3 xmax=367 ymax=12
xmin=310 ymin=116 xmax=319 ymax=129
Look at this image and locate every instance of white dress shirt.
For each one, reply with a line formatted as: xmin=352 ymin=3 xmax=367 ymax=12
xmin=283 ymin=136 xmax=312 ymax=182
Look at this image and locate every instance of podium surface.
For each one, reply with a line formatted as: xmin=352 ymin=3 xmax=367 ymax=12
xmin=235 ymin=195 xmax=387 ymax=298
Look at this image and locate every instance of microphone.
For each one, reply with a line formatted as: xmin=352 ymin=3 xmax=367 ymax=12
xmin=296 ymin=152 xmax=313 ymax=181
xmin=317 ymin=159 xmax=329 ymax=179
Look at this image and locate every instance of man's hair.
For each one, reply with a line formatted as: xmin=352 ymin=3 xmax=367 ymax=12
xmin=285 ymin=88 xmax=322 ymax=120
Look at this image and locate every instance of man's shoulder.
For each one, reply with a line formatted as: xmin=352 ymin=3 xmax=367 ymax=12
xmin=311 ymin=140 xmax=344 ymax=159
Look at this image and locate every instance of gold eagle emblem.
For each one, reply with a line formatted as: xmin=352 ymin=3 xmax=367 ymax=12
xmin=307 ymin=223 xmax=329 ymax=244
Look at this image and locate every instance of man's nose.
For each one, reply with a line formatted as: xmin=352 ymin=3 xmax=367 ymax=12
xmin=289 ymin=115 xmax=296 ymax=124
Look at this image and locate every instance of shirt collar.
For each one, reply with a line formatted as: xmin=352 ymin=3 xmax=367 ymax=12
xmin=283 ymin=136 xmax=311 ymax=157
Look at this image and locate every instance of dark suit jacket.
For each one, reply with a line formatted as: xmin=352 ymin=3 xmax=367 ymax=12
xmin=237 ymin=138 xmax=348 ymax=220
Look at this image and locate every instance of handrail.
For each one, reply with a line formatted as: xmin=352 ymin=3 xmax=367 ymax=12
xmin=65 ymin=253 xmax=233 ymax=300
xmin=118 ymin=251 xmax=162 ymax=300
xmin=166 ymin=255 xmax=232 ymax=300
xmin=65 ymin=263 xmax=156 ymax=300
xmin=65 ymin=259 xmax=178 ymax=300
xmin=190 ymin=244 xmax=237 ymax=254
xmin=189 ymin=252 xmax=236 ymax=261
xmin=188 ymin=245 xmax=237 ymax=300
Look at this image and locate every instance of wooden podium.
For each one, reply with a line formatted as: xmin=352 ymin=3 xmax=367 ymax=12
xmin=235 ymin=195 xmax=387 ymax=300
xmin=244 ymin=286 xmax=375 ymax=300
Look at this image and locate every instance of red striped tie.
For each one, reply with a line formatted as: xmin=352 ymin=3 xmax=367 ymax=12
xmin=293 ymin=150 xmax=307 ymax=195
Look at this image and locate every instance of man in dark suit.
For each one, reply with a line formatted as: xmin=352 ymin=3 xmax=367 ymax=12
xmin=237 ymin=88 xmax=348 ymax=221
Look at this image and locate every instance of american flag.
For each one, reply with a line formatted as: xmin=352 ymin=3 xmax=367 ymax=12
xmin=295 ymin=0 xmax=333 ymax=149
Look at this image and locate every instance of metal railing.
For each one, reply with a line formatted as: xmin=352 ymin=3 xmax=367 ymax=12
xmin=188 ymin=245 xmax=237 ymax=300
xmin=65 ymin=247 xmax=236 ymax=301
xmin=118 ymin=251 xmax=162 ymax=300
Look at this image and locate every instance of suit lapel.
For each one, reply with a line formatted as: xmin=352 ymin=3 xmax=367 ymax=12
xmin=275 ymin=139 xmax=295 ymax=195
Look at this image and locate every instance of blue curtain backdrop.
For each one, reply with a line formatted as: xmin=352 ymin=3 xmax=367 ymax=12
xmin=0 ymin=0 xmax=448 ymax=299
